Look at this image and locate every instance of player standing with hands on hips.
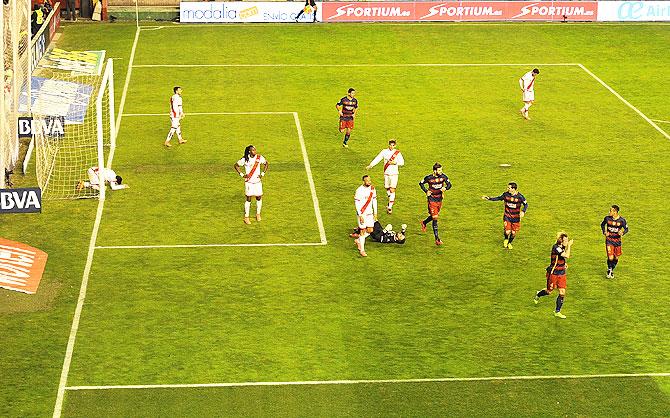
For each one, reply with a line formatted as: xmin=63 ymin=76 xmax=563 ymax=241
xmin=234 ymin=145 xmax=268 ymax=225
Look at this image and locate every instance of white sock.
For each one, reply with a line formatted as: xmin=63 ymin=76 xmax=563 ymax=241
xmin=523 ymin=103 xmax=531 ymax=111
xmin=359 ymin=232 xmax=367 ymax=251
xmin=166 ymin=128 xmax=175 ymax=142
xmin=256 ymin=200 xmax=262 ymax=214
xmin=389 ymin=192 xmax=396 ymax=208
xmin=176 ymin=127 xmax=182 ymax=141
xmin=244 ymin=201 xmax=251 ymax=217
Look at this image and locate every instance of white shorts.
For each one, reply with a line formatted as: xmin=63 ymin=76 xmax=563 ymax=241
xmin=357 ymin=213 xmax=375 ymax=229
xmin=170 ymin=116 xmax=181 ymax=129
xmin=87 ymin=167 xmax=101 ymax=190
xmin=522 ymin=90 xmax=535 ymax=102
xmin=245 ymin=182 xmax=263 ymax=197
xmin=384 ymin=174 xmax=398 ymax=189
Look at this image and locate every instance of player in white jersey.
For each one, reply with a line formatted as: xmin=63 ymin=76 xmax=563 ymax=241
xmin=354 ymin=175 xmax=378 ymax=257
xmin=519 ymin=68 xmax=539 ymax=120
xmin=76 ymin=166 xmax=129 ymax=191
xmin=234 ymin=145 xmax=269 ymax=224
xmin=366 ymin=139 xmax=404 ymax=214
xmin=165 ymin=86 xmax=186 ymax=147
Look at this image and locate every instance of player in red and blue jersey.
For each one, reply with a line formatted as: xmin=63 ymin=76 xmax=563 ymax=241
xmin=336 ymin=88 xmax=358 ymax=148
xmin=600 ymin=205 xmax=628 ymax=279
xmin=534 ymin=232 xmax=573 ymax=319
xmin=419 ymin=163 xmax=452 ymax=246
xmin=482 ymin=182 xmax=528 ymax=249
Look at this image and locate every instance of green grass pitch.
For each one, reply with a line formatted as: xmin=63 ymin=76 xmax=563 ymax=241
xmin=1 ymin=22 xmax=670 ymax=417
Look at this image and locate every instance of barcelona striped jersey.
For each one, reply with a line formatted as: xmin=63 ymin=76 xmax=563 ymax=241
xmin=337 ymin=96 xmax=358 ymax=121
xmin=419 ymin=173 xmax=452 ymax=202
xmin=601 ymin=216 xmax=628 ymax=247
xmin=488 ymin=192 xmax=528 ymax=223
xmin=546 ymin=243 xmax=567 ymax=276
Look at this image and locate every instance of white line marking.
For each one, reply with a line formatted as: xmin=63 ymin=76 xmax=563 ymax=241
xmin=652 ymin=119 xmax=670 ymax=124
xmin=293 ymin=112 xmax=327 ymax=244
xmin=64 ymin=372 xmax=670 ymax=391
xmin=122 ymin=112 xmax=293 ymax=116
xmin=133 ymin=63 xmax=577 ymax=68
xmin=52 ymin=25 xmax=141 ymax=418
xmin=96 ymin=242 xmax=326 ymax=250
xmin=577 ymin=64 xmax=670 ymax=141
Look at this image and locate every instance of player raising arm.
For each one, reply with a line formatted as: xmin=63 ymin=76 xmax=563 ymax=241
xmin=482 ymin=182 xmax=528 ymax=249
xmin=367 ymin=139 xmax=405 ymax=214
xmin=534 ymin=232 xmax=573 ymax=319
xmin=234 ymin=145 xmax=268 ymax=225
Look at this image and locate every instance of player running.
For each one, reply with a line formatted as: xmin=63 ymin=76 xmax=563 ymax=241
xmin=482 ymin=182 xmax=528 ymax=249
xmin=336 ymin=88 xmax=358 ymax=148
xmin=165 ymin=86 xmax=186 ymax=147
xmin=234 ymin=145 xmax=268 ymax=225
xmin=419 ymin=163 xmax=452 ymax=246
xmin=601 ymin=205 xmax=629 ymax=279
xmin=519 ymin=68 xmax=539 ymax=120
xmin=366 ymin=139 xmax=405 ymax=214
xmin=354 ymin=175 xmax=378 ymax=257
xmin=534 ymin=232 xmax=574 ymax=319
xmin=294 ymin=0 xmax=317 ymax=22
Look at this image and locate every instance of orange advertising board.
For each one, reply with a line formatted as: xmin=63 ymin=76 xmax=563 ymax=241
xmin=0 ymin=238 xmax=48 ymax=294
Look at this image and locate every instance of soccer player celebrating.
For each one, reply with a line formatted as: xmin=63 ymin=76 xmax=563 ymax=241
xmin=234 ymin=145 xmax=269 ymax=225
xmin=336 ymin=88 xmax=358 ymax=148
xmin=419 ymin=163 xmax=452 ymax=246
xmin=601 ymin=205 xmax=629 ymax=279
xmin=519 ymin=68 xmax=539 ymax=120
xmin=366 ymin=139 xmax=405 ymax=214
xmin=354 ymin=175 xmax=378 ymax=257
xmin=165 ymin=86 xmax=186 ymax=147
xmin=482 ymin=182 xmax=528 ymax=249
xmin=294 ymin=0 xmax=317 ymax=22
xmin=534 ymin=232 xmax=573 ymax=319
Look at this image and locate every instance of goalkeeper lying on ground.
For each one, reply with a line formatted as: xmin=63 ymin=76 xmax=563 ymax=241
xmin=76 ymin=166 xmax=129 ymax=191
xmin=350 ymin=221 xmax=407 ymax=244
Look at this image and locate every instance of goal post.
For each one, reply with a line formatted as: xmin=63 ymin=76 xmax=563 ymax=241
xmin=34 ymin=58 xmax=116 ymax=199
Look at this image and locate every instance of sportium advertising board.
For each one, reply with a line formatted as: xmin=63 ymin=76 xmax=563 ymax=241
xmin=180 ymin=2 xmax=323 ymax=23
xmin=321 ymin=1 xmax=598 ymax=22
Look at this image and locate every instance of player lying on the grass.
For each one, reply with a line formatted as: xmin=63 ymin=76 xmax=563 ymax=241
xmin=354 ymin=174 xmax=378 ymax=257
xmin=336 ymin=88 xmax=358 ymax=148
xmin=419 ymin=163 xmax=451 ymax=246
xmin=234 ymin=145 xmax=268 ymax=225
xmin=165 ymin=86 xmax=186 ymax=147
xmin=350 ymin=221 xmax=407 ymax=244
xmin=534 ymin=232 xmax=573 ymax=319
xmin=482 ymin=182 xmax=528 ymax=249
xmin=519 ymin=68 xmax=539 ymax=120
xmin=76 ymin=166 xmax=129 ymax=191
xmin=601 ymin=205 xmax=629 ymax=279
xmin=367 ymin=139 xmax=405 ymax=214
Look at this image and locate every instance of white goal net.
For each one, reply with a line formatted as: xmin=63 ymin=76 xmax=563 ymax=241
xmin=33 ymin=59 xmax=116 ymax=199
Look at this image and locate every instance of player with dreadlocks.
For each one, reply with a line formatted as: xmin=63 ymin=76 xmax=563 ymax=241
xmin=234 ymin=145 xmax=269 ymax=224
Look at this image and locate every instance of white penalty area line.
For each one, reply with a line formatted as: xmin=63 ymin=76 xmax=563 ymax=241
xmin=652 ymin=119 xmax=670 ymax=125
xmin=52 ymin=25 xmax=141 ymax=418
xmin=65 ymin=372 xmax=670 ymax=391
xmin=133 ymin=63 xmax=578 ymax=68
xmin=577 ymin=64 xmax=670 ymax=141
xmin=122 ymin=111 xmax=293 ymax=117
xmin=96 ymin=242 xmax=325 ymax=250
